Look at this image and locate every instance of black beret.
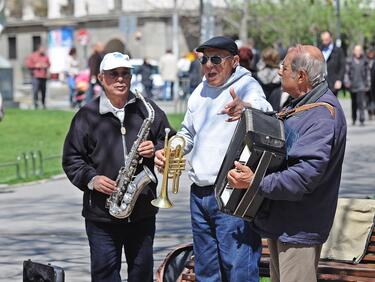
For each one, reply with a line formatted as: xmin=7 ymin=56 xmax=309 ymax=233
xmin=196 ymin=36 xmax=239 ymax=55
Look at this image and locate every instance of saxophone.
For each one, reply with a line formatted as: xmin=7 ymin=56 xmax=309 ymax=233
xmin=106 ymin=89 xmax=156 ymax=219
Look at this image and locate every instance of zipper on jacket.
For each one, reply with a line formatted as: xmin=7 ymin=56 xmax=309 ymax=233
xmin=121 ymin=121 xmax=127 ymax=165
xmin=89 ymin=191 xmax=92 ymax=207
xmin=118 ymin=109 xmax=128 ymax=165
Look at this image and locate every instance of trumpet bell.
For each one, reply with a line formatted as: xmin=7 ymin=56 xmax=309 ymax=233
xmin=151 ymin=196 xmax=173 ymax=209
xmin=151 ymin=129 xmax=186 ymax=209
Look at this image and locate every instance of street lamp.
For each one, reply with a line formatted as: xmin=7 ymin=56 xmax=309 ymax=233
xmin=335 ymin=0 xmax=342 ymax=47
xmin=172 ymin=0 xmax=179 ymax=102
xmin=200 ymin=0 xmax=214 ymax=43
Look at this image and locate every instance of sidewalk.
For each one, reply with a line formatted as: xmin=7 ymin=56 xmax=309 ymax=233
xmin=0 ymin=172 xmax=192 ymax=282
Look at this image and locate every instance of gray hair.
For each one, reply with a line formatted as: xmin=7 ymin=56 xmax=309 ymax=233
xmin=290 ymin=48 xmax=327 ymax=87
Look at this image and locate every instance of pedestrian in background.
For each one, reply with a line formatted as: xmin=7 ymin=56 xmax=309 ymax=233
xmin=137 ymin=58 xmax=154 ymax=98
xmin=188 ymin=51 xmax=202 ymax=94
xmin=159 ymin=49 xmax=178 ymax=101
xmin=0 ymin=92 xmax=4 ymax=121
xmin=238 ymin=45 xmax=253 ymax=71
xmin=344 ymin=44 xmax=370 ymax=126
xmin=256 ymin=47 xmax=284 ymax=111
xmin=320 ymin=31 xmax=346 ymax=96
xmin=86 ymin=42 xmax=104 ymax=103
xmin=256 ymin=47 xmax=280 ymax=91
xmin=247 ymin=38 xmax=261 ymax=74
xmin=366 ymin=48 xmax=375 ymax=120
xmin=66 ymin=47 xmax=80 ymax=108
xmin=25 ymin=45 xmax=50 ymax=109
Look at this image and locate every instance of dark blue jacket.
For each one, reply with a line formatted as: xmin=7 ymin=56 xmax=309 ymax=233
xmin=253 ymin=82 xmax=347 ymax=245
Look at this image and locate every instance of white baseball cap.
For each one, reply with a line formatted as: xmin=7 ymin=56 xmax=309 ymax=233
xmin=100 ymin=52 xmax=133 ymax=71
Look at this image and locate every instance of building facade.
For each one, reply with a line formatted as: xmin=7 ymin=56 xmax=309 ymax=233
xmin=0 ymin=0 xmax=226 ymax=85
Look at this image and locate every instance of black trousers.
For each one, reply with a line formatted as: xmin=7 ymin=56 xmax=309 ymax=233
xmin=85 ymin=217 xmax=155 ymax=282
xmin=32 ymin=77 xmax=47 ymax=107
xmin=350 ymin=91 xmax=366 ymax=124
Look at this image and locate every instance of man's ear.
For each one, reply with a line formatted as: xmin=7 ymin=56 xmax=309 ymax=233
xmin=232 ymin=55 xmax=240 ymax=68
xmin=297 ymin=70 xmax=307 ymax=83
xmin=297 ymin=70 xmax=310 ymax=90
xmin=97 ymin=73 xmax=103 ymax=84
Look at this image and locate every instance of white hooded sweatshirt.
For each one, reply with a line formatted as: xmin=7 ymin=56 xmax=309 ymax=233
xmin=178 ymin=66 xmax=272 ymax=186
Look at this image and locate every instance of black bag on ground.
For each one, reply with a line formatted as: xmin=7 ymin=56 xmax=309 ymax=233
xmin=23 ymin=260 xmax=65 ymax=282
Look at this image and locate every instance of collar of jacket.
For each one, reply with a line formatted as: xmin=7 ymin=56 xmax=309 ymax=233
xmin=290 ymin=81 xmax=329 ymax=108
xmin=99 ymin=91 xmax=137 ymax=117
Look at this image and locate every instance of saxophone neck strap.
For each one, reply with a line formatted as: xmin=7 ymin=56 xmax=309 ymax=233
xmin=276 ymin=102 xmax=335 ymax=121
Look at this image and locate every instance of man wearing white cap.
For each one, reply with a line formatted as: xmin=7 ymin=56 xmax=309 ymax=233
xmin=63 ymin=52 xmax=172 ymax=282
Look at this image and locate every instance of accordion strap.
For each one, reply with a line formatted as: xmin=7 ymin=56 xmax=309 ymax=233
xmin=276 ymin=102 xmax=335 ymax=121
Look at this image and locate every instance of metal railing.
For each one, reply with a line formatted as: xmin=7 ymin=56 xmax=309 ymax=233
xmin=0 ymin=150 xmax=61 ymax=183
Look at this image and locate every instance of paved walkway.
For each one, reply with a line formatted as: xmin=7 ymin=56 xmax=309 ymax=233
xmin=0 ymin=84 xmax=374 ymax=281
xmin=0 ymin=172 xmax=192 ymax=282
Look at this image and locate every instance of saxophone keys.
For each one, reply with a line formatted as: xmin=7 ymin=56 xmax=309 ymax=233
xmin=127 ymin=183 xmax=136 ymax=193
xmin=123 ymin=193 xmax=132 ymax=204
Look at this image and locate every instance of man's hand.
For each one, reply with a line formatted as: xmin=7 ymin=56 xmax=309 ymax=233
xmin=334 ymin=80 xmax=342 ymax=90
xmin=220 ymin=87 xmax=251 ymax=122
xmin=227 ymin=161 xmax=254 ymax=189
xmin=154 ymin=149 xmax=166 ymax=173
xmin=138 ymin=140 xmax=154 ymax=158
xmin=92 ymin=175 xmax=117 ymax=195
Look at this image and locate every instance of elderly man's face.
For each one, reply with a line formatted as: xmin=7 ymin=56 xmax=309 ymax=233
xmin=278 ymin=51 xmax=300 ymax=98
xmin=201 ymin=48 xmax=239 ymax=87
xmin=98 ymin=67 xmax=132 ymax=101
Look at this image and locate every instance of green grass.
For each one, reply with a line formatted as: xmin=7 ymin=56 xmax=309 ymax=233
xmin=0 ymin=109 xmax=75 ymax=184
xmin=337 ymin=89 xmax=351 ymax=99
xmin=0 ymin=109 xmax=185 ymax=185
xmin=167 ymin=113 xmax=185 ymax=131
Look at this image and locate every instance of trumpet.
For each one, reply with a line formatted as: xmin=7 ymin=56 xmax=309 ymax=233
xmin=151 ymin=128 xmax=186 ymax=209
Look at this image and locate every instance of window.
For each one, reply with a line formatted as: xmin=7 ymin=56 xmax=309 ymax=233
xmin=8 ymin=36 xmax=16 ymax=59
xmin=32 ymin=36 xmax=41 ymax=51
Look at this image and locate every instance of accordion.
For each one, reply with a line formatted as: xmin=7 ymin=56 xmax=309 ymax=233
xmin=214 ymin=107 xmax=286 ymax=221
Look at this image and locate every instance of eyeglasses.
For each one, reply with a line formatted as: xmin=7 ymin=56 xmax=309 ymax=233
xmin=104 ymin=70 xmax=132 ymax=79
xmin=199 ymin=55 xmax=233 ymax=65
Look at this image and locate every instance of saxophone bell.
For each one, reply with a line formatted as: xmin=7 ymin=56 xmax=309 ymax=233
xmin=111 ymin=166 xmax=156 ymax=218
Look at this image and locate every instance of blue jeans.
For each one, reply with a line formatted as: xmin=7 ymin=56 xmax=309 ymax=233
xmin=67 ymin=75 xmax=76 ymax=106
xmin=85 ymin=217 xmax=155 ymax=282
xmin=190 ymin=184 xmax=261 ymax=282
xmin=86 ymin=83 xmax=95 ymax=104
xmin=162 ymin=81 xmax=174 ymax=101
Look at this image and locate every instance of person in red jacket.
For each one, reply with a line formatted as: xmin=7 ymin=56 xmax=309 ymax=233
xmin=25 ymin=45 xmax=50 ymax=109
